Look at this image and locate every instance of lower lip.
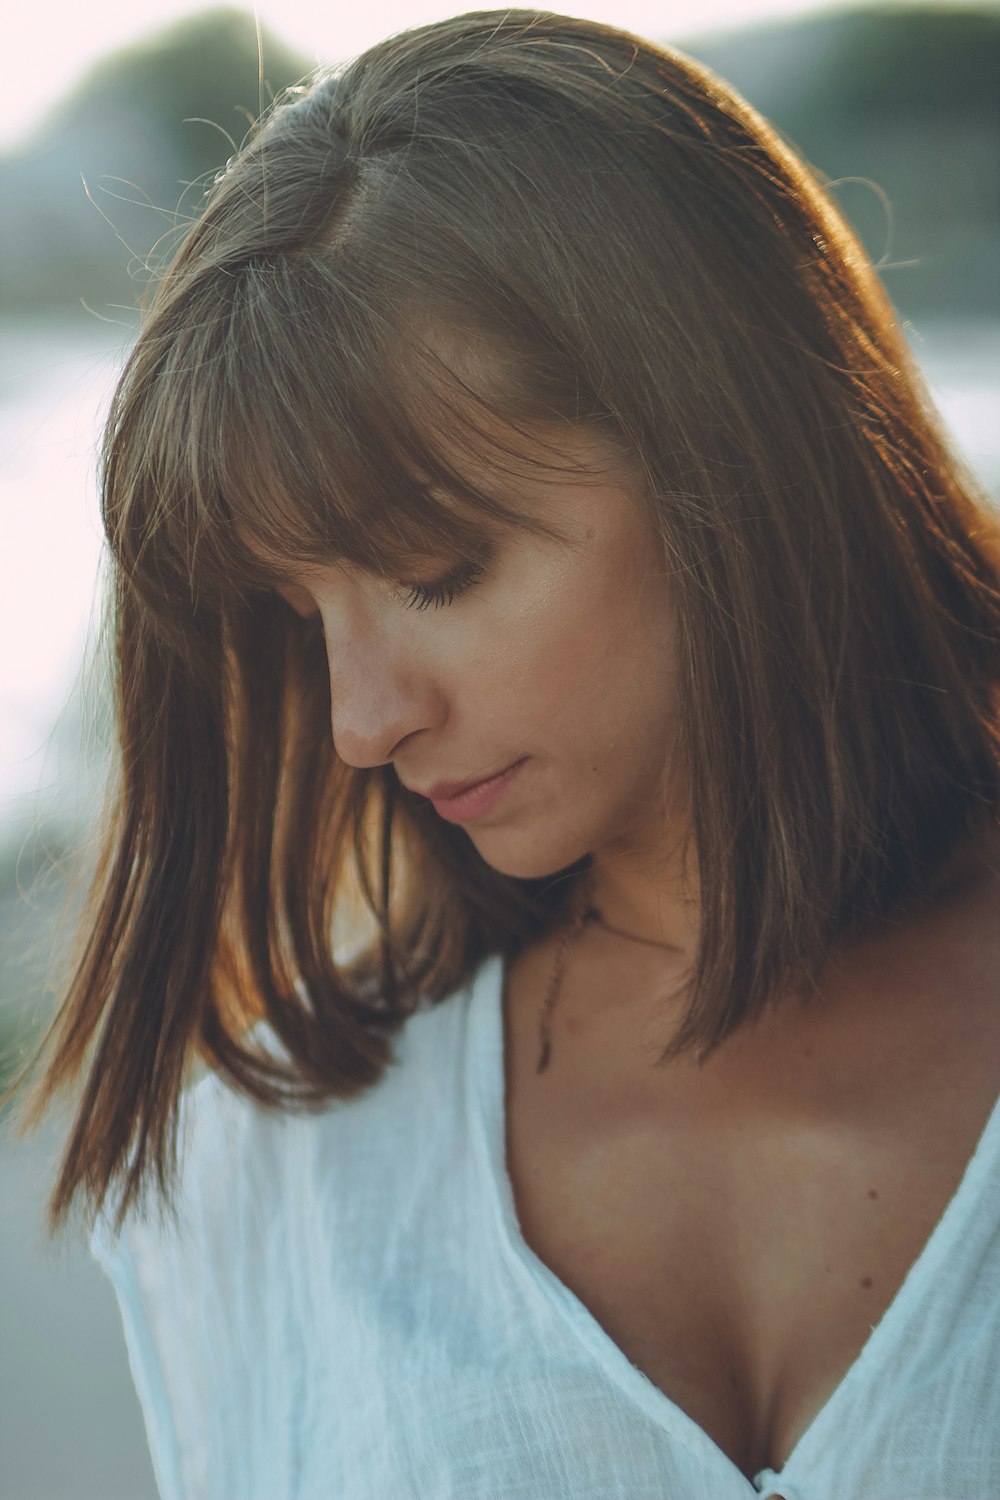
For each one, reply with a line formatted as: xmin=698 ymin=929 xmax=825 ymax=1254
xmin=430 ymin=759 xmax=527 ymax=822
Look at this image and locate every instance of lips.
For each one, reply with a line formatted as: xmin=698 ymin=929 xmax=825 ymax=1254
xmin=419 ymin=760 xmax=523 ymax=802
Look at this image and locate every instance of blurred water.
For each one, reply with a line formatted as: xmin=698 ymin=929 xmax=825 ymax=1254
xmin=0 ymin=317 xmax=132 ymax=830
xmin=0 ymin=315 xmax=152 ymax=1500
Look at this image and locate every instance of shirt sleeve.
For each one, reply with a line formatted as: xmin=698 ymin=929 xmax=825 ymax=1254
xmin=90 ymin=1207 xmax=186 ymax=1500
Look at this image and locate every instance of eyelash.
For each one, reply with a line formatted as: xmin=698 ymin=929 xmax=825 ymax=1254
xmin=399 ymin=557 xmax=488 ymax=612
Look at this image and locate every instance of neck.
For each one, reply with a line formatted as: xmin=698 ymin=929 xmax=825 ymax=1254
xmin=584 ymin=842 xmax=701 ymax=962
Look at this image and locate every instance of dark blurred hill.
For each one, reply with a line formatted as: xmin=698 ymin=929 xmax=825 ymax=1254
xmin=690 ymin=5 xmax=1000 ymax=318
xmin=0 ymin=4 xmax=997 ymax=318
xmin=0 ymin=8 xmax=311 ymax=315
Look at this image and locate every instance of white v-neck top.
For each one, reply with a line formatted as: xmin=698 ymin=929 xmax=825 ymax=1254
xmin=90 ymin=953 xmax=1000 ymax=1500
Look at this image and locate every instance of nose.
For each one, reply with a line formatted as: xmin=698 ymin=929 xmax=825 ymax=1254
xmin=322 ymin=617 xmax=443 ymax=768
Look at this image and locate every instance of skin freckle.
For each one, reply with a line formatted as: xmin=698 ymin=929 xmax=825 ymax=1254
xmin=860 ymin=1275 xmax=874 ymax=1289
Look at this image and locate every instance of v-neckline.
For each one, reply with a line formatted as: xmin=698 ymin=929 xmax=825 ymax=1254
xmin=464 ymin=951 xmax=1000 ymax=1495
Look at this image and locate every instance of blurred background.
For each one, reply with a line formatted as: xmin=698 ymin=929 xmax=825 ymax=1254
xmin=1 ymin=1 xmax=998 ymax=1494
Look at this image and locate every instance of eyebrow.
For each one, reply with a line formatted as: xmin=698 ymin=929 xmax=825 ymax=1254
xmin=235 ymin=534 xmax=337 ymax=587
xmin=243 ymin=545 xmax=468 ymax=592
xmin=253 ymin=557 xmax=326 ymax=585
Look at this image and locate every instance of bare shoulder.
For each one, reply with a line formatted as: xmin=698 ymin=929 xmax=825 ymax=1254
xmin=902 ymin=821 xmax=1000 ymax=1052
xmin=830 ymin=819 xmax=1000 ymax=1138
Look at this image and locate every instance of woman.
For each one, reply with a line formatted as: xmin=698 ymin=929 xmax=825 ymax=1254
xmin=9 ymin=9 xmax=1000 ymax=1498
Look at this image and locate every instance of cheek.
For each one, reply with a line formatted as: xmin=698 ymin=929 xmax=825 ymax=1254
xmin=470 ymin=553 xmax=606 ymax=728
xmin=463 ymin=538 xmax=676 ymax=757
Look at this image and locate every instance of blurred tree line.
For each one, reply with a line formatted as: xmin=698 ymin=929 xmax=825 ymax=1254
xmin=0 ymin=4 xmax=997 ymax=322
xmin=698 ymin=5 xmax=1000 ymax=319
xmin=0 ymin=9 xmax=309 ymax=315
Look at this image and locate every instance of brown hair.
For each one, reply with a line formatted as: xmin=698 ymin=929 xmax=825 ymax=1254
xmin=8 ymin=8 xmax=1000 ymax=1237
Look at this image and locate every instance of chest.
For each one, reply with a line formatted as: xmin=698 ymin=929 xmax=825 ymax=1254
xmin=508 ymin=1109 xmax=944 ymax=1479
xmin=502 ymin=967 xmax=999 ymax=1481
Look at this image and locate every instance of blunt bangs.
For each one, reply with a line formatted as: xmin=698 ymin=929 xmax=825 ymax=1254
xmin=112 ymin=238 xmax=631 ymax=630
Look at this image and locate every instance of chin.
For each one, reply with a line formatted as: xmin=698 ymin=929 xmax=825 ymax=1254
xmin=463 ymin=826 xmax=590 ymax=884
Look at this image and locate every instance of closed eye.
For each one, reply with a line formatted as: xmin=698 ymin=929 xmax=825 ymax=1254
xmin=267 ymin=548 xmax=493 ymax=617
xmin=398 ymin=555 xmax=489 ymax=612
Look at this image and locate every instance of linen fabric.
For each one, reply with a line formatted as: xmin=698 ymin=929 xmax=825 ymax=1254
xmin=91 ymin=954 xmax=1000 ymax=1500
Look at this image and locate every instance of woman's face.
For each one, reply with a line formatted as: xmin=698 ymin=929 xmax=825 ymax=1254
xmin=270 ymin=428 xmax=683 ymax=881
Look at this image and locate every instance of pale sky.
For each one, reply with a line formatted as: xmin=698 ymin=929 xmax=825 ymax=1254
xmin=2 ymin=0 xmax=922 ymax=150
